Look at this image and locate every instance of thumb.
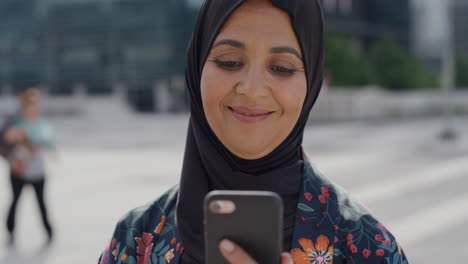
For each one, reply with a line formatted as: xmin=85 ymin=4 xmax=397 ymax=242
xmin=281 ymin=252 xmax=293 ymax=264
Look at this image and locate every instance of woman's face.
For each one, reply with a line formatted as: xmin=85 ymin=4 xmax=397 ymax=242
xmin=23 ymin=101 xmax=40 ymax=120
xmin=21 ymin=93 xmax=41 ymax=120
xmin=201 ymin=0 xmax=307 ymax=160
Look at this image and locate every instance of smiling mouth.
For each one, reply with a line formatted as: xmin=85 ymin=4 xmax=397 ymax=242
xmin=228 ymin=106 xmax=273 ymax=115
xmin=228 ymin=106 xmax=274 ymax=123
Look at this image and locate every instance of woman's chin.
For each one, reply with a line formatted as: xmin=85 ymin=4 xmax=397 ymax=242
xmin=227 ymin=144 xmax=274 ymax=160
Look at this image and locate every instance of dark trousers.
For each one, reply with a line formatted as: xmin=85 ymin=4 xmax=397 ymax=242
xmin=6 ymin=172 xmax=53 ymax=237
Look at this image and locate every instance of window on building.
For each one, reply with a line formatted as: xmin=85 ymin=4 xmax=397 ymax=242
xmin=125 ymin=45 xmax=172 ymax=64
xmin=62 ymin=47 xmax=98 ymax=65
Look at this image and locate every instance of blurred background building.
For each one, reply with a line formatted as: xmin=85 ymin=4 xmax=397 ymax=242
xmin=322 ymin=0 xmax=410 ymax=49
xmin=0 ymin=0 xmax=467 ymax=112
xmin=0 ymin=0 xmax=194 ymax=111
xmin=411 ymin=0 xmax=468 ymax=70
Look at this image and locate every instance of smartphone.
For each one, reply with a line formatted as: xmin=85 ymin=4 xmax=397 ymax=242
xmin=204 ymin=190 xmax=283 ymax=264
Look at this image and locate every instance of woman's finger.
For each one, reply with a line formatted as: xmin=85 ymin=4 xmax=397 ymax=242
xmin=281 ymin=252 xmax=293 ymax=264
xmin=219 ymin=239 xmax=257 ymax=264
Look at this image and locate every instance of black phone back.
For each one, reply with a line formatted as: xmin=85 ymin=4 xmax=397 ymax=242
xmin=204 ymin=190 xmax=283 ymax=264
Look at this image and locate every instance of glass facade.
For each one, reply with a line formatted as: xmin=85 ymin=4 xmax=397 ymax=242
xmin=0 ymin=0 xmax=195 ymax=100
xmin=321 ymin=0 xmax=410 ymax=48
xmin=453 ymin=2 xmax=468 ymax=54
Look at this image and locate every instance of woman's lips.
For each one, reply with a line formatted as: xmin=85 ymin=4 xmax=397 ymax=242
xmin=228 ymin=106 xmax=274 ymax=123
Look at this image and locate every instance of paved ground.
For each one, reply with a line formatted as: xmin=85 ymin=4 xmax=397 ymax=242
xmin=0 ymin=108 xmax=467 ymax=263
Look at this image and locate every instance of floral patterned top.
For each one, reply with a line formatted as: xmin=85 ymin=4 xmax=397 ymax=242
xmin=98 ymin=157 xmax=408 ymax=264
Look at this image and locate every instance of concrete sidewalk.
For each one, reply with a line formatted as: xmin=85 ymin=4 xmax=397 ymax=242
xmin=0 ymin=114 xmax=467 ymax=263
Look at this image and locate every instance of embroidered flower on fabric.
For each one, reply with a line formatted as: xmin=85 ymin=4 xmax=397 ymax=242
xmin=291 ymin=235 xmax=334 ymax=264
xmin=112 ymin=249 xmax=118 ymax=260
xmin=154 ymin=216 xmax=167 ymax=235
xmin=135 ymin=232 xmax=154 ymax=264
xmin=164 ymin=249 xmax=175 ymax=263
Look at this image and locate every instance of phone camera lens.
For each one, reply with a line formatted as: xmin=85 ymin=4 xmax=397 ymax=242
xmin=209 ymin=200 xmax=235 ymax=214
xmin=212 ymin=202 xmax=222 ymax=212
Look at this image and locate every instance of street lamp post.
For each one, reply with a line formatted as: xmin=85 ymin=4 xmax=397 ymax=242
xmin=439 ymin=0 xmax=457 ymax=140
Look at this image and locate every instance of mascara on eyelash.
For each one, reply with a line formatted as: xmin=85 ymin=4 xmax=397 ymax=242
xmin=213 ymin=59 xmax=298 ymax=77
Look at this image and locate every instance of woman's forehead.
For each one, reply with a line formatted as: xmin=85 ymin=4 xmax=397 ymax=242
xmin=214 ymin=0 xmax=300 ymax=50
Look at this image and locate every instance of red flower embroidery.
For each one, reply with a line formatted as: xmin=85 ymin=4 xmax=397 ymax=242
xmin=346 ymin=234 xmax=353 ymax=241
xmin=170 ymin=238 xmax=176 ymax=245
xmin=362 ymin=249 xmax=371 ymax=259
xmin=333 ymin=225 xmax=339 ymax=231
xmin=376 ymin=249 xmax=385 ymax=256
xmin=346 ymin=240 xmax=353 ymax=246
xmin=111 ymin=239 xmax=117 ymax=249
xmin=320 ymin=187 xmax=329 ymax=194
xmin=334 ymin=236 xmax=339 ymax=243
xmin=304 ymin=192 xmax=313 ymax=201
xmin=382 ymin=240 xmax=391 ymax=247
xmin=135 ymin=232 xmax=154 ymax=264
xmin=301 ymin=216 xmax=306 ymax=222
xmin=349 ymin=244 xmax=357 ymax=254
xmin=176 ymin=243 xmax=181 ymax=252
xmin=319 ymin=195 xmax=327 ymax=204
xmin=375 ymin=234 xmax=384 ymax=242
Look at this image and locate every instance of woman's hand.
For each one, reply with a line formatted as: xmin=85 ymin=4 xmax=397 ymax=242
xmin=3 ymin=128 xmax=20 ymax=144
xmin=219 ymin=239 xmax=293 ymax=264
xmin=3 ymin=128 xmax=27 ymax=144
xmin=11 ymin=159 xmax=25 ymax=177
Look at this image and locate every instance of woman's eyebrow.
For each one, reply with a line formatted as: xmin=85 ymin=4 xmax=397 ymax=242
xmin=270 ymin=46 xmax=302 ymax=60
xmin=212 ymin=39 xmax=245 ymax=49
xmin=212 ymin=40 xmax=302 ymax=61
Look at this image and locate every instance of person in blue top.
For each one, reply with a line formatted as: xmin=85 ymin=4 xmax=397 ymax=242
xmin=2 ymin=88 xmax=54 ymax=245
xmin=99 ymin=0 xmax=409 ymax=263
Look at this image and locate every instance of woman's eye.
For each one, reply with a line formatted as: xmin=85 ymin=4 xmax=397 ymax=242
xmin=270 ymin=65 xmax=296 ymax=76
xmin=214 ymin=59 xmax=244 ymax=71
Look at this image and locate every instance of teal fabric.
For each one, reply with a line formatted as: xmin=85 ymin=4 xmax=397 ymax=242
xmin=9 ymin=117 xmax=53 ymax=180
xmin=12 ymin=117 xmax=53 ymax=148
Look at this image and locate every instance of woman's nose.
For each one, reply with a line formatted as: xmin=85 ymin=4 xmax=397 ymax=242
xmin=235 ymin=64 xmax=269 ymax=99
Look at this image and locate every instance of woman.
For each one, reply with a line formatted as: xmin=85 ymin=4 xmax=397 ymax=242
xmin=99 ymin=0 xmax=408 ymax=263
xmin=3 ymin=88 xmax=54 ymax=245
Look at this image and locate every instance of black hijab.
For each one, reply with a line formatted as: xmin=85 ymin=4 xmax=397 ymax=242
xmin=176 ymin=0 xmax=324 ymax=262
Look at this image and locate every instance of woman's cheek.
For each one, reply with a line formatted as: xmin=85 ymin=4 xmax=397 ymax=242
xmin=201 ymin=67 xmax=220 ymax=109
xmin=201 ymin=69 xmax=231 ymax=128
xmin=203 ymin=66 xmax=231 ymax=101
xmin=275 ymin=83 xmax=305 ymax=116
xmin=290 ymin=79 xmax=307 ymax=112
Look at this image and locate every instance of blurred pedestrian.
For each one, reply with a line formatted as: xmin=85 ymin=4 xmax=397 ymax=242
xmin=2 ymin=88 xmax=55 ymax=245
